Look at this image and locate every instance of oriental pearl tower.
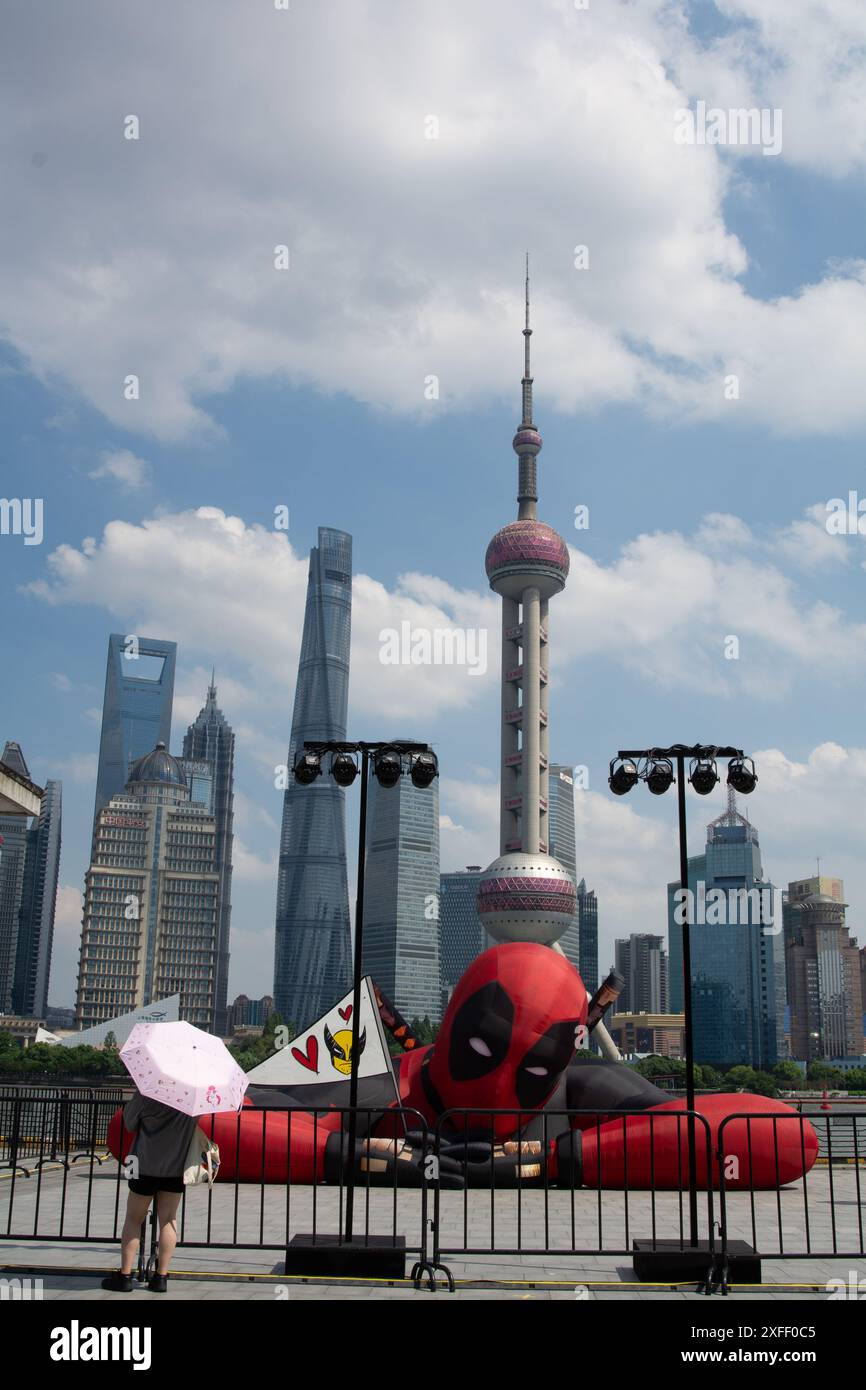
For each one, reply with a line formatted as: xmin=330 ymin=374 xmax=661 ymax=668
xmin=477 ymin=260 xmax=577 ymax=945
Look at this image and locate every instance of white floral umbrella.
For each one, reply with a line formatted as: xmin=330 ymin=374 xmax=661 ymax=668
xmin=120 ymin=1020 xmax=248 ymax=1116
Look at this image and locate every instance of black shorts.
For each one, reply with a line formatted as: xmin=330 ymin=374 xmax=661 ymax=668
xmin=128 ymin=1174 xmax=184 ymax=1196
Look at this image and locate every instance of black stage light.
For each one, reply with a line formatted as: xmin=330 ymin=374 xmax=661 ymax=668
xmin=294 ymin=752 xmax=322 ymax=785
xmin=373 ymin=747 xmax=403 ymax=788
xmin=409 ymin=751 xmax=438 ymax=789
xmin=727 ymin=756 xmax=758 ymax=795
xmin=330 ymin=752 xmax=359 ymax=787
xmin=609 ymin=758 xmax=639 ymax=796
xmin=689 ymin=757 xmax=719 ymax=796
xmin=646 ymin=758 xmax=674 ymax=796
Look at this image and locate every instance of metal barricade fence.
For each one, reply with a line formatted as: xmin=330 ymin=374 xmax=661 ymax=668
xmin=716 ymin=1110 xmax=865 ymax=1280
xmin=0 ymin=1086 xmax=127 ymax=1169
xmin=0 ymin=1094 xmax=431 ymax=1272
xmin=1 ymin=1092 xmax=864 ymax=1291
xmin=428 ymin=1107 xmax=716 ymax=1280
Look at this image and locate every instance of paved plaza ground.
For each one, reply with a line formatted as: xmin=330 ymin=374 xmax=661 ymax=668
xmin=1 ymin=1159 xmax=863 ymax=1300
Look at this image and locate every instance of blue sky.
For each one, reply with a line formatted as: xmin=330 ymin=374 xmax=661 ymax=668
xmin=1 ymin=0 xmax=865 ymax=1007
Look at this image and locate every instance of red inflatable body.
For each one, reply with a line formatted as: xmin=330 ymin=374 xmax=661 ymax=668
xmin=108 ymin=943 xmax=818 ymax=1191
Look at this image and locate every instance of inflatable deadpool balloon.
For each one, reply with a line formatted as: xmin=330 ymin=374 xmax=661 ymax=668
xmin=108 ymin=942 xmax=818 ymax=1190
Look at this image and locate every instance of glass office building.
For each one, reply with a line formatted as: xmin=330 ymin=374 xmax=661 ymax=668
xmin=576 ymin=878 xmax=599 ymax=995
xmin=273 ymin=528 xmax=353 ymax=1030
xmin=668 ymin=800 xmax=784 ymax=1067
xmin=613 ymin=933 xmax=668 ymax=1014
xmin=182 ymin=678 xmax=235 ymax=1035
xmin=440 ymin=866 xmax=486 ymax=996
xmin=92 ymin=634 xmax=176 ymax=837
xmin=0 ymin=743 xmax=62 ymax=1018
xmin=547 ymin=764 xmax=580 ymax=973
xmin=14 ymin=778 xmax=62 ymax=1018
xmin=363 ymin=772 xmax=441 ymax=1025
xmin=0 ymin=784 xmax=30 ymax=1014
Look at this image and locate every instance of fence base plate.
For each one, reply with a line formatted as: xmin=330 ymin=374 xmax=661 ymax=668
xmin=632 ymin=1239 xmax=761 ymax=1284
xmin=285 ymin=1234 xmax=407 ymax=1279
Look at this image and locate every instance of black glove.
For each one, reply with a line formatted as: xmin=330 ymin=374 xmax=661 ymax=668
xmin=438 ymin=1133 xmax=547 ymax=1187
xmin=324 ymin=1129 xmax=465 ymax=1188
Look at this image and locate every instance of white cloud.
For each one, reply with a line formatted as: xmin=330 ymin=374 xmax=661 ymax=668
xmin=88 ymin=449 xmax=151 ymax=490
xmin=232 ymin=837 xmax=277 ymax=884
xmin=53 ymin=753 xmax=98 ymax=783
xmin=670 ymin=0 xmax=866 ymax=178
xmin=557 ymin=523 xmax=866 ymax=697
xmin=439 ymin=777 xmax=501 ymax=872
xmin=1 ymin=1 xmax=865 ymax=439
xmin=771 ymin=502 xmax=854 ymax=572
xmin=26 ymin=503 xmax=866 ymax=764
xmin=24 ymin=508 xmax=498 ymax=747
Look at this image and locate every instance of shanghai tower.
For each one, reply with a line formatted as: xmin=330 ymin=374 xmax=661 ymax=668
xmin=477 ymin=262 xmax=577 ymax=944
xmin=274 ymin=527 xmax=353 ymax=1029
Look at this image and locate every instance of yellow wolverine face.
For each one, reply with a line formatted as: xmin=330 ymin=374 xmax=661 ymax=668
xmin=324 ymin=1022 xmax=366 ymax=1076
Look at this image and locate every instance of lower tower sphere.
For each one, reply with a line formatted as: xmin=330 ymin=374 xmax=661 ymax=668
xmin=478 ymin=852 xmax=577 ymax=945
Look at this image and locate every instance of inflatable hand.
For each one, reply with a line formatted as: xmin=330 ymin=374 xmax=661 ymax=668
xmin=438 ymin=1135 xmax=546 ymax=1186
xmin=324 ymin=1130 xmax=465 ymax=1188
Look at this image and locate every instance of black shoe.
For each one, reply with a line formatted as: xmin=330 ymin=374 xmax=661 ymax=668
xmin=147 ymin=1273 xmax=168 ymax=1293
xmin=101 ymin=1271 xmax=134 ymax=1293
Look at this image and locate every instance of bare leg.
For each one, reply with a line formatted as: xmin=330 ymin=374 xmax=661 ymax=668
xmin=120 ymin=1191 xmax=153 ymax=1274
xmin=155 ymin=1191 xmax=183 ymax=1275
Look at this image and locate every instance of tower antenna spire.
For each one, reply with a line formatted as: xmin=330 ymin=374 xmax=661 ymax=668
xmin=522 ymin=251 xmax=532 ymax=426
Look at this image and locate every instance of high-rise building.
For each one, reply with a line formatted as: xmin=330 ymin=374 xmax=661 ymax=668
xmin=667 ymin=796 xmax=784 ymax=1068
xmin=783 ymin=882 xmax=863 ymax=1061
xmin=608 ymin=1013 xmax=685 ymax=1058
xmin=440 ymin=866 xmax=486 ymax=996
xmin=274 ymin=528 xmax=353 ymax=1031
xmin=182 ymin=677 xmax=235 ymax=1034
xmin=787 ymin=875 xmax=845 ymax=906
xmin=0 ymin=743 xmax=61 ymax=1018
xmin=614 ymin=934 xmax=668 ymax=1015
xmin=93 ymin=634 xmax=176 ymax=836
xmin=576 ymin=878 xmax=598 ymax=995
xmin=77 ymin=743 xmax=219 ymax=1031
xmin=477 ymin=263 xmax=577 ymax=948
xmin=227 ymin=993 xmax=275 ymax=1033
xmin=14 ymin=778 xmax=61 ymax=1017
xmin=363 ymin=772 xmax=441 ymax=1024
xmin=547 ymin=765 xmax=580 ymax=972
xmin=0 ymin=778 xmax=31 ymax=1013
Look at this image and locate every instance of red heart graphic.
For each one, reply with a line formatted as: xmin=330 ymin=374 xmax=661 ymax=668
xmin=291 ymin=1036 xmax=319 ymax=1073
xmin=339 ymin=1005 xmax=352 ymax=1022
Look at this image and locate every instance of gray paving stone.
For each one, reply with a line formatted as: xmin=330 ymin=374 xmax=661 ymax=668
xmin=2 ymin=1163 xmax=863 ymax=1299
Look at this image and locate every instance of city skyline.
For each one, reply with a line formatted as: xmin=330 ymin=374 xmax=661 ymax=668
xmin=2 ymin=1 xmax=866 ymax=1007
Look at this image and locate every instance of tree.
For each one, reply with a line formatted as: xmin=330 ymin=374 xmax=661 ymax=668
xmin=632 ymin=1055 xmax=685 ymax=1080
xmin=749 ymin=1071 xmax=779 ymax=1098
xmin=408 ymin=1016 xmax=437 ymax=1045
xmin=807 ymin=1060 xmax=845 ymax=1088
xmin=725 ymin=1065 xmax=758 ymax=1091
xmin=772 ymin=1061 xmax=804 ymax=1089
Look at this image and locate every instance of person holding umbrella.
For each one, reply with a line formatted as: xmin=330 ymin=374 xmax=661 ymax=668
xmin=102 ymin=1020 xmax=248 ymax=1294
